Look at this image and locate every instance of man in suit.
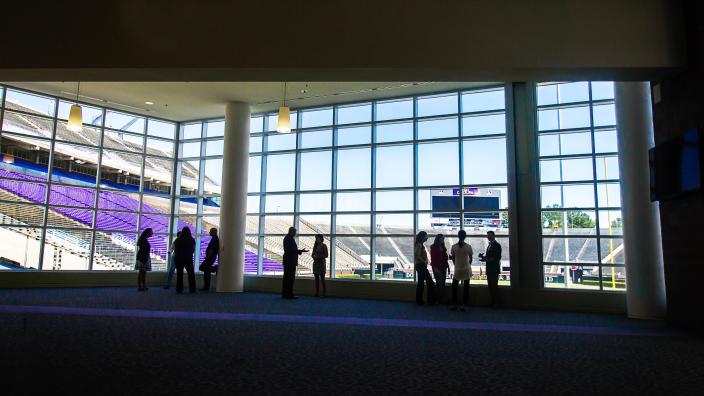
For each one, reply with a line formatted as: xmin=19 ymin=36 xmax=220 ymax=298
xmin=282 ymin=227 xmax=308 ymax=299
xmin=479 ymin=230 xmax=502 ymax=307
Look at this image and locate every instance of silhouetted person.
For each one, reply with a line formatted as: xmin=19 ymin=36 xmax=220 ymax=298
xmin=312 ymin=234 xmax=329 ymax=297
xmin=430 ymin=234 xmax=449 ymax=303
xmin=199 ymin=228 xmax=220 ymax=292
xmin=135 ymin=228 xmax=153 ymax=291
xmin=174 ymin=226 xmax=196 ymax=294
xmin=414 ymin=231 xmax=435 ymax=305
xmin=449 ymin=230 xmax=473 ymax=311
xmin=282 ymin=227 xmax=307 ymax=299
xmin=163 ymin=231 xmax=180 ymax=289
xmin=479 ymin=230 xmax=501 ymax=307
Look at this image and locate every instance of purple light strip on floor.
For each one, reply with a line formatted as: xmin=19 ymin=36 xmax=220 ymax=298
xmin=0 ymin=304 xmax=682 ymax=337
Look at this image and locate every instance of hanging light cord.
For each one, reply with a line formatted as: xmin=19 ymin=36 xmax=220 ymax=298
xmin=76 ymin=81 xmax=80 ymax=103
xmin=283 ymin=82 xmax=287 ymax=107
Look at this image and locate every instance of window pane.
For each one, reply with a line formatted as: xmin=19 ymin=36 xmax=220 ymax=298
xmin=265 ymin=153 xmax=295 ymax=192
xmin=300 ymin=129 xmax=332 ymax=149
xmin=597 ymin=183 xmax=621 ymax=207
xmin=541 ymin=210 xmax=596 ymax=235
xmin=559 ymin=106 xmax=591 ymax=129
xmin=205 ymin=139 xmax=224 ymax=156
xmin=247 ymin=196 xmax=260 ymax=213
xmin=299 ymin=193 xmax=331 ymax=212
xmin=336 ymin=191 xmax=370 ymax=212
xmin=43 ymin=228 xmax=93 ymax=271
xmin=462 ymin=89 xmax=505 ymax=112
xmin=148 ymin=119 xmax=176 ymax=139
xmin=334 ymin=237 xmax=371 ymax=279
xmin=594 ymin=129 xmax=618 ymax=153
xmin=537 ymin=84 xmax=558 ymax=106
xmin=375 ymin=237 xmax=414 ymax=280
xmin=337 ymin=125 xmax=371 ymax=146
xmin=419 ymin=141 xmax=459 ymax=186
xmin=335 ymin=214 xmax=370 ymax=234
xmin=0 ymin=226 xmax=41 ymax=268
xmin=264 ymin=215 xmax=294 ymax=234
xmin=462 ymin=113 xmax=505 ymax=136
xmin=96 ymin=211 xmax=138 ymax=231
xmin=52 ymin=143 xmax=98 ymax=185
xmin=183 ymin=123 xmax=202 ymax=139
xmin=267 ymin=133 xmax=296 ymax=151
xmin=543 ymin=265 xmax=600 ymax=290
xmin=103 ymin=130 xmax=143 ymax=153
xmin=376 ymin=145 xmax=413 ymax=188
xmin=265 ymin=194 xmax=294 ymax=213
xmin=376 ymin=213 xmax=413 ymax=233
xmin=598 ymin=210 xmax=623 ymax=236
xmin=100 ymin=150 xmax=142 ymax=188
xmin=376 ymin=121 xmax=413 ymax=143
xmin=301 ymin=108 xmax=333 ymax=128
xmin=417 ymin=212 xmax=461 ymax=237
xmin=299 ymin=150 xmax=332 ymax=191
xmin=593 ymin=104 xmax=616 ymax=127
xmin=248 ymin=156 xmax=261 ymax=193
xmin=376 ymin=98 xmax=413 ymax=121
xmin=206 ymin=120 xmax=225 ymax=137
xmin=595 ymin=156 xmax=619 ymax=180
xmin=558 ymin=82 xmax=589 ymax=103
xmin=600 ymin=238 xmax=624 ymax=264
xmin=4 ymin=89 xmax=55 ymax=117
xmin=463 ymin=138 xmax=507 ymax=185
xmin=203 ymin=159 xmax=223 ymax=194
xmin=250 ymin=136 xmax=262 ymax=153
xmin=376 ymin=190 xmax=413 ymax=211
xmin=417 ymin=117 xmax=458 ymax=140
xmin=299 ymin=214 xmax=331 ymax=234
xmin=2 ymin=111 xmax=54 ymax=138
xmin=93 ymin=231 xmax=136 ymax=269
xmin=180 ymin=141 xmax=201 ymax=158
xmin=338 ymin=103 xmax=371 ymax=124
xmin=591 ymin=82 xmax=615 ymax=101
xmin=337 ymin=148 xmax=370 ymax=189
xmin=417 ymin=188 xmax=460 ymax=211
xmin=147 ymin=138 xmax=174 ymax=157
xmin=48 ymin=185 xmax=95 ymax=208
xmin=0 ymin=202 xmax=46 ymax=226
xmin=542 ymin=237 xmax=598 ymax=263
xmin=250 ymin=116 xmax=264 ymax=133
xmin=417 ymin=93 xmax=457 ymax=117
xmin=541 ymin=185 xmax=595 ymax=208
xmin=602 ymin=266 xmax=626 ymax=291
xmin=105 ymin=111 xmax=145 ymax=133
xmin=540 ymin=158 xmax=594 ymax=182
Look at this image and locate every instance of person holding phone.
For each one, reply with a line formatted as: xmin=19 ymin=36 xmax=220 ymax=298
xmin=478 ymin=230 xmax=502 ymax=307
xmin=282 ymin=227 xmax=308 ymax=299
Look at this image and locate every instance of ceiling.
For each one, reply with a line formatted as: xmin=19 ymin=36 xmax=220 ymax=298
xmin=2 ymin=82 xmax=498 ymax=121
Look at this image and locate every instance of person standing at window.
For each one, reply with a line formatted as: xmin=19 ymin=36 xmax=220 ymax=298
xmin=174 ymin=226 xmax=197 ymax=294
xmin=163 ymin=231 xmax=180 ymax=290
xmin=199 ymin=228 xmax=220 ymax=292
xmin=414 ymin=231 xmax=435 ymax=305
xmin=282 ymin=227 xmax=308 ymax=299
xmin=430 ymin=234 xmax=450 ymax=303
xmin=135 ymin=228 xmax=153 ymax=292
xmin=311 ymin=234 xmax=329 ymax=297
xmin=449 ymin=230 xmax=473 ymax=311
xmin=479 ymin=230 xmax=502 ymax=307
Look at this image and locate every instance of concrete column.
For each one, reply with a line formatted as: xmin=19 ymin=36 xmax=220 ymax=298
xmin=614 ymin=82 xmax=666 ymax=319
xmin=217 ymin=102 xmax=250 ymax=292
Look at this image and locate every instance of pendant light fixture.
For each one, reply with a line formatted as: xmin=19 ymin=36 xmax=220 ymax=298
xmin=277 ymin=82 xmax=291 ymax=133
xmin=67 ymin=82 xmax=83 ymax=132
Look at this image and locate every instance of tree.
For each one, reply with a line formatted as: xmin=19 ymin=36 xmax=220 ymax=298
xmin=542 ymin=204 xmax=596 ymax=229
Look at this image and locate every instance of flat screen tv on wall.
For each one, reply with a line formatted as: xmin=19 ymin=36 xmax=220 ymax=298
xmin=649 ymin=128 xmax=702 ymax=201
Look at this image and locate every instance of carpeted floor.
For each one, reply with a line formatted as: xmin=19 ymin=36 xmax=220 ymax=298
xmin=0 ymin=288 xmax=702 ymax=395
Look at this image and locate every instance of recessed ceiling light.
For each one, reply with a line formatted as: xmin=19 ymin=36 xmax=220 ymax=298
xmin=145 ymin=101 xmax=154 ymax=105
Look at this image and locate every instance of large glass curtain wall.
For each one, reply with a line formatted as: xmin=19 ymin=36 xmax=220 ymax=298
xmin=0 ymin=85 xmax=177 ymax=270
xmin=536 ymin=82 xmax=625 ymax=291
xmin=226 ymin=86 xmax=513 ymax=283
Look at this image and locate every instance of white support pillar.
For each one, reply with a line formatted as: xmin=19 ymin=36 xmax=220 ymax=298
xmin=614 ymin=82 xmax=666 ymax=319
xmin=217 ymin=102 xmax=250 ymax=292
